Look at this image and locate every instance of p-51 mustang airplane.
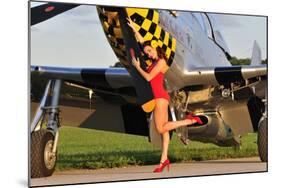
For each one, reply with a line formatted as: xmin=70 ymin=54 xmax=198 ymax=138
xmin=30 ymin=2 xmax=267 ymax=178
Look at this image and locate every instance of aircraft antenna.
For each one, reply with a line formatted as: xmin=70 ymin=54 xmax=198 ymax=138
xmin=89 ymin=89 xmax=93 ymax=110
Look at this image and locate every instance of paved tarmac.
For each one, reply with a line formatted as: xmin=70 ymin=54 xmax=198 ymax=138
xmin=30 ymin=157 xmax=267 ymax=187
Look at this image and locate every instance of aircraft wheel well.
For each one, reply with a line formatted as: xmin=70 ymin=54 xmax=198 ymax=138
xmin=121 ymin=104 xmax=149 ymax=136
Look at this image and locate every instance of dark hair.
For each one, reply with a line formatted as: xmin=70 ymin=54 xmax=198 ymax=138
xmin=142 ymin=40 xmax=168 ymax=62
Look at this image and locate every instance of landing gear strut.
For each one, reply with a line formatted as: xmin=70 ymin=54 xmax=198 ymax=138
xmin=170 ymin=90 xmax=190 ymax=145
xmin=30 ymin=79 xmax=62 ymax=178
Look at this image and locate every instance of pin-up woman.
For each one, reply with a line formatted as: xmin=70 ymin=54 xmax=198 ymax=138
xmin=127 ymin=17 xmax=203 ymax=173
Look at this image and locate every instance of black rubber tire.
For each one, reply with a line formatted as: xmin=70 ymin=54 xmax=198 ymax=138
xmin=31 ymin=130 xmax=56 ymax=178
xmin=258 ymin=118 xmax=268 ymax=162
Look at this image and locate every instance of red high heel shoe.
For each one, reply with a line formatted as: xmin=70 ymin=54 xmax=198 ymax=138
xmin=153 ymin=159 xmax=170 ymax=173
xmin=186 ymin=114 xmax=203 ymax=124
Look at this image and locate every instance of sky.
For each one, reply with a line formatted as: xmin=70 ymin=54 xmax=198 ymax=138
xmin=30 ymin=3 xmax=267 ymax=68
xmin=213 ymin=13 xmax=267 ymax=60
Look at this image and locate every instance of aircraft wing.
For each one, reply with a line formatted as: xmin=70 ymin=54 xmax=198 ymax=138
xmin=177 ymin=40 xmax=266 ymax=87
xmin=31 ymin=65 xmax=138 ymax=103
xmin=168 ymin=64 xmax=267 ymax=88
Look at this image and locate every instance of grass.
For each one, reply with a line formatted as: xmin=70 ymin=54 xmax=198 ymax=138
xmin=56 ymin=126 xmax=258 ymax=171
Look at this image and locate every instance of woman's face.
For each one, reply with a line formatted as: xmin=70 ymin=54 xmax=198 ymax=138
xmin=144 ymin=45 xmax=158 ymax=60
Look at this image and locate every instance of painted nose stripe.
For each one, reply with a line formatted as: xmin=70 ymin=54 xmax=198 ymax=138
xmin=214 ymin=67 xmax=244 ymax=85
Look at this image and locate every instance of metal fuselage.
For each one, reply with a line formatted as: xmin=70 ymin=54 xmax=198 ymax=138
xmin=158 ymin=10 xmax=231 ymax=90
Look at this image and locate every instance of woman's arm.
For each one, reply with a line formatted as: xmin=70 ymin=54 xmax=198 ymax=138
xmin=132 ymin=57 xmax=165 ymax=82
xmin=127 ymin=17 xmax=145 ymax=44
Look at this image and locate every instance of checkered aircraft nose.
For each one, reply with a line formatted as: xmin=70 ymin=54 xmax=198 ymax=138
xmin=97 ymin=7 xmax=176 ymax=67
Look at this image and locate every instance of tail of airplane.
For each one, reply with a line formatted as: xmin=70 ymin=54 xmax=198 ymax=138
xmin=250 ymin=40 xmax=262 ymax=65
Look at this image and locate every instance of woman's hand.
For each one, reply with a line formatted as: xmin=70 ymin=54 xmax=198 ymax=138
xmin=127 ymin=17 xmax=136 ymax=33
xmin=127 ymin=17 xmax=144 ymax=44
xmin=132 ymin=56 xmax=140 ymax=68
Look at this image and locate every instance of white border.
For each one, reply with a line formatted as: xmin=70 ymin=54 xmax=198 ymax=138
xmin=31 ymin=0 xmax=270 ymax=15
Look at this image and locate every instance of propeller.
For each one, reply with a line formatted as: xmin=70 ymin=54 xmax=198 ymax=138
xmin=31 ymin=3 xmax=80 ymax=26
xmin=118 ymin=8 xmax=155 ymax=112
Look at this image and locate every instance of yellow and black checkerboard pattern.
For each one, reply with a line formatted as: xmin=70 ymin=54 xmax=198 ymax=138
xmin=96 ymin=7 xmax=177 ymax=67
xmin=126 ymin=8 xmax=176 ymax=66
xmin=96 ymin=7 xmax=129 ymax=68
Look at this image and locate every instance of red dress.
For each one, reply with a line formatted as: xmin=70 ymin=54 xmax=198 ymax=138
xmin=146 ymin=60 xmax=170 ymax=102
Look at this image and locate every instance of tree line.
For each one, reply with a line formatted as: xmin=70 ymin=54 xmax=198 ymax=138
xmin=230 ymin=57 xmax=267 ymax=65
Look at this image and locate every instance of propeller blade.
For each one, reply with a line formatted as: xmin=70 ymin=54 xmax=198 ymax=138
xmin=30 ymin=3 xmax=80 ymax=26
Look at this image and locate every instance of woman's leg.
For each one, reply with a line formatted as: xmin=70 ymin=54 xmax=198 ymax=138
xmin=154 ymin=98 xmax=195 ymax=134
xmin=153 ymin=99 xmax=170 ymax=165
xmin=160 ymin=130 xmax=170 ymax=163
xmin=154 ymin=98 xmax=197 ymax=166
xmin=161 ymin=107 xmax=170 ymax=163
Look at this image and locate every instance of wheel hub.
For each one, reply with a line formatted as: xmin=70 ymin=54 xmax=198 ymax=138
xmin=44 ymin=140 xmax=56 ymax=170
